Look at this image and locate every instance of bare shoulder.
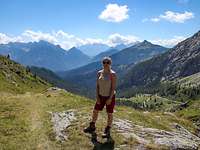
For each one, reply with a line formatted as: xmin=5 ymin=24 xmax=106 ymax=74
xmin=110 ymin=70 xmax=117 ymax=77
xmin=98 ymin=69 xmax=103 ymax=73
xmin=98 ymin=69 xmax=103 ymax=74
xmin=111 ymin=69 xmax=116 ymax=74
xmin=97 ymin=69 xmax=103 ymax=76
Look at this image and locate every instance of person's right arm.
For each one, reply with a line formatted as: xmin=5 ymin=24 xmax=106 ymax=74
xmin=96 ymin=71 xmax=101 ymax=104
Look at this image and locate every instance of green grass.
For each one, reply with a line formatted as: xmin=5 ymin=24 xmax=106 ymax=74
xmin=175 ymin=99 xmax=200 ymax=124
xmin=0 ymin=72 xmax=49 ymax=94
xmin=0 ymin=55 xmax=199 ymax=149
xmin=0 ymin=94 xmax=33 ymax=149
xmin=114 ymin=105 xmax=196 ymax=132
xmin=178 ymin=72 xmax=200 ymax=88
xmin=1 ymin=89 xmax=198 ymax=150
xmin=0 ymin=55 xmax=50 ymax=94
xmin=117 ymin=94 xmax=181 ymax=112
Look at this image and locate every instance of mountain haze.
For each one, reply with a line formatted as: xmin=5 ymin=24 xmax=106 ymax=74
xmin=0 ymin=41 xmax=90 ymax=71
xmin=118 ymin=31 xmax=200 ymax=97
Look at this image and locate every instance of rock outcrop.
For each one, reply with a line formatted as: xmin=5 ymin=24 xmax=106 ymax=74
xmin=113 ymin=118 xmax=200 ymax=150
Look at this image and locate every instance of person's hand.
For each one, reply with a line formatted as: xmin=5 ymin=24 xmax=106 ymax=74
xmin=96 ymin=96 xmax=101 ymax=104
xmin=106 ymin=98 xmax=112 ymax=105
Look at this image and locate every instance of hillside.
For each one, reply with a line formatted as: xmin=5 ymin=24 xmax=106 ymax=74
xmin=111 ymin=40 xmax=168 ymax=65
xmin=158 ymin=72 xmax=200 ymax=101
xmin=118 ymin=30 xmax=200 ymax=97
xmin=0 ymin=55 xmax=49 ymax=93
xmin=29 ymin=66 xmax=90 ymax=97
xmin=1 ymin=54 xmax=200 ymax=149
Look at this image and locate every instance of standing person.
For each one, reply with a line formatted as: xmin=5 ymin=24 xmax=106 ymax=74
xmin=84 ymin=56 xmax=117 ymax=137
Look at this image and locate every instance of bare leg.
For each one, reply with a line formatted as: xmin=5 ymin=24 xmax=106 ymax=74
xmin=84 ymin=109 xmax=99 ymax=133
xmin=107 ymin=113 xmax=113 ymax=127
xmin=92 ymin=109 xmax=99 ymax=123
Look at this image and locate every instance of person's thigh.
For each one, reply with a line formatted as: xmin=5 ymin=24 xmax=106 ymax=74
xmin=94 ymin=95 xmax=106 ymax=111
xmin=106 ymin=95 xmax=115 ymax=113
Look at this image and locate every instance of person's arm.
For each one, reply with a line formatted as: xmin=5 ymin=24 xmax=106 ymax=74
xmin=109 ymin=73 xmax=116 ymax=99
xmin=96 ymin=72 xmax=101 ymax=104
xmin=106 ymin=73 xmax=117 ymax=105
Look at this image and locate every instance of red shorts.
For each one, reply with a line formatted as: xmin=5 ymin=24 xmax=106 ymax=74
xmin=94 ymin=94 xmax=115 ymax=113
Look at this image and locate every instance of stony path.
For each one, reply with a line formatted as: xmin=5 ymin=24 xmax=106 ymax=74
xmin=113 ymin=118 xmax=200 ymax=150
xmin=49 ymin=108 xmax=199 ymax=149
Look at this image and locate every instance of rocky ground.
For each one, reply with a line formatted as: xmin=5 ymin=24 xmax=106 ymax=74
xmin=50 ymin=108 xmax=200 ymax=150
xmin=1 ymin=87 xmax=199 ymax=150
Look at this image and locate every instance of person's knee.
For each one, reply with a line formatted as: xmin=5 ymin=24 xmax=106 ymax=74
xmin=107 ymin=112 xmax=113 ymax=116
xmin=93 ymin=109 xmax=99 ymax=114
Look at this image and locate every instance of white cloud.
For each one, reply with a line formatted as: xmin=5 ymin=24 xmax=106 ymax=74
xmin=160 ymin=11 xmax=194 ymax=23
xmin=0 ymin=30 xmax=140 ymax=49
xmin=83 ymin=38 xmax=105 ymax=45
xmin=0 ymin=30 xmax=186 ymax=49
xmin=54 ymin=30 xmax=75 ymax=39
xmin=0 ymin=30 xmax=85 ymax=49
xmin=0 ymin=33 xmax=23 ymax=44
xmin=142 ymin=18 xmax=160 ymax=23
xmin=52 ymin=30 xmax=86 ymax=49
xmin=150 ymin=36 xmax=186 ymax=47
xmin=0 ymin=33 xmax=13 ymax=44
xmin=22 ymin=30 xmax=58 ymax=43
xmin=107 ymin=33 xmax=139 ymax=46
xmin=150 ymin=18 xmax=160 ymax=22
xmin=99 ymin=3 xmax=129 ymax=23
xmin=146 ymin=11 xmax=194 ymax=23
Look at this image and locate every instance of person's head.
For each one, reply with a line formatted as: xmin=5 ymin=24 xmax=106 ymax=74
xmin=102 ymin=56 xmax=112 ymax=69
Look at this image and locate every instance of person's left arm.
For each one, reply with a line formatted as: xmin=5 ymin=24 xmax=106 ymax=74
xmin=106 ymin=73 xmax=117 ymax=105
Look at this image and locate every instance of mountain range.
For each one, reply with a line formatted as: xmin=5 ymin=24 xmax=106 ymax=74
xmin=60 ymin=40 xmax=168 ymax=98
xmin=110 ymin=40 xmax=168 ymax=65
xmin=0 ymin=40 xmax=90 ymax=71
xmin=117 ymin=30 xmax=200 ymax=97
xmin=0 ymin=41 xmax=136 ymax=72
xmin=1 ymin=30 xmax=200 ymax=100
xmin=78 ymin=43 xmax=110 ymax=57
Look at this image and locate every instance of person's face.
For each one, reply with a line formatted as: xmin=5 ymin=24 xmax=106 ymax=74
xmin=102 ymin=60 xmax=111 ymax=68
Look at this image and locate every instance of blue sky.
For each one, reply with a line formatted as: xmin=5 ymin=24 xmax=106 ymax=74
xmin=0 ymin=0 xmax=199 ymax=49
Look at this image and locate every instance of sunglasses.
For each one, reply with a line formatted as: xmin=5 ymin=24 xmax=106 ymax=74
xmin=103 ymin=61 xmax=110 ymax=64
